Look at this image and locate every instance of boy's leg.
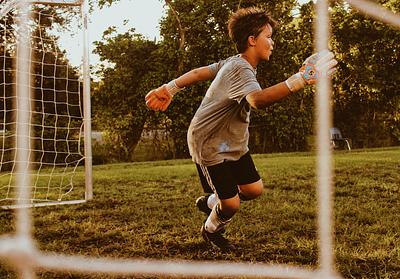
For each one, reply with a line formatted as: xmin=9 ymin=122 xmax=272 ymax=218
xmin=200 ymin=152 xmax=262 ymax=251
xmin=195 ymin=164 xmax=213 ymax=193
xmin=195 ymin=164 xmax=219 ymax=216
xmin=232 ymin=152 xmax=263 ymax=201
xmin=198 ymin=162 xmax=240 ymax=251
xmin=200 ymin=162 xmax=240 ymax=219
xmin=238 ymin=179 xmax=263 ymax=201
xmin=195 ymin=194 xmax=218 ymax=216
xmin=201 ymin=195 xmax=238 ymax=252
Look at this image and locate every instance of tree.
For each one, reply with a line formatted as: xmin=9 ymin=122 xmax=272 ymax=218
xmin=93 ymin=28 xmax=166 ymax=161
xmin=330 ymin=1 xmax=400 ymax=147
xmin=0 ymin=6 xmax=83 ymax=167
xmin=157 ymin=0 xmax=306 ymax=157
xmin=91 ymin=0 xmax=399 ymax=161
xmin=31 ymin=7 xmax=83 ymax=164
xmin=249 ymin=1 xmax=316 ymax=152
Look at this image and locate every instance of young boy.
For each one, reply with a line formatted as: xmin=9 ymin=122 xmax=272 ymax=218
xmin=145 ymin=7 xmax=337 ymax=251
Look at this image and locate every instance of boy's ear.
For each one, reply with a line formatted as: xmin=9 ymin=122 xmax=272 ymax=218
xmin=247 ymin=35 xmax=256 ymax=47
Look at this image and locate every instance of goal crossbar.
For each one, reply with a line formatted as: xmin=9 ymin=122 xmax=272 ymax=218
xmin=0 ymin=236 xmax=335 ymax=279
xmin=0 ymin=0 xmax=83 ymax=18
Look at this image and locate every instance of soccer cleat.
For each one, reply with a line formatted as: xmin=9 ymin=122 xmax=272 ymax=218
xmin=196 ymin=195 xmax=212 ymax=216
xmin=201 ymin=225 xmax=236 ymax=252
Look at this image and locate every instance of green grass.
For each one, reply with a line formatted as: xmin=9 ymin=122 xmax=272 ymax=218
xmin=0 ymin=147 xmax=399 ymax=278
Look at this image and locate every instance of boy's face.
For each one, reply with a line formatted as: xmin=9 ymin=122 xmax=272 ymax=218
xmin=254 ymin=24 xmax=274 ymax=61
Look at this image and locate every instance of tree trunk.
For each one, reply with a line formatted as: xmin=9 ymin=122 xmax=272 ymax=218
xmin=165 ymin=0 xmax=185 ymax=74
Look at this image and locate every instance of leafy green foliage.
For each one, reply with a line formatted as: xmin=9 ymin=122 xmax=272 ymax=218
xmin=330 ymin=1 xmax=400 ymax=147
xmin=31 ymin=8 xmax=84 ymax=165
xmin=1 ymin=7 xmax=83 ymax=167
xmin=92 ymin=0 xmax=399 ymax=160
xmin=92 ymin=28 xmax=167 ymax=161
xmin=158 ymin=0 xmax=303 ymax=157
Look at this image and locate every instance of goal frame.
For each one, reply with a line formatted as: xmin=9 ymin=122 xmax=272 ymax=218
xmin=0 ymin=0 xmax=399 ymax=278
xmin=0 ymin=0 xmax=92 ymax=209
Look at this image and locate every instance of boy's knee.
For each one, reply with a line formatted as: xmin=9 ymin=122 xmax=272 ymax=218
xmin=239 ymin=180 xmax=264 ymax=200
xmin=252 ymin=184 xmax=264 ymax=198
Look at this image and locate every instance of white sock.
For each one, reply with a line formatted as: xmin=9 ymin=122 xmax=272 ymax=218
xmin=205 ymin=205 xmax=231 ymax=233
xmin=207 ymin=194 xmax=219 ymax=209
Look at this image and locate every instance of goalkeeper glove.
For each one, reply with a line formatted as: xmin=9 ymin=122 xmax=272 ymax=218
xmin=285 ymin=50 xmax=337 ymax=92
xmin=145 ymin=79 xmax=185 ymax=111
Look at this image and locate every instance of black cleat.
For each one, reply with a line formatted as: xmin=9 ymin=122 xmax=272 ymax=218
xmin=201 ymin=224 xmax=236 ymax=252
xmin=196 ymin=195 xmax=212 ymax=216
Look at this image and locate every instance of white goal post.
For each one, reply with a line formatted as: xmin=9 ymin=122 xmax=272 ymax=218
xmin=0 ymin=0 xmax=92 ymax=209
xmin=0 ymin=0 xmax=398 ymax=279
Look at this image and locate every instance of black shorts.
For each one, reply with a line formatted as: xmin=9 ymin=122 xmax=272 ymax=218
xmin=196 ymin=152 xmax=261 ymax=200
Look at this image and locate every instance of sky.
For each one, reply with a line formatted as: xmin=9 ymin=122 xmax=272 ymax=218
xmin=89 ymin=0 xmax=165 ymax=43
xmin=89 ymin=0 xmax=165 ymax=65
xmin=61 ymin=0 xmax=165 ymax=66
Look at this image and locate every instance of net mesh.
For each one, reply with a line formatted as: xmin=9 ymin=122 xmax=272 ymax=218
xmin=0 ymin=2 xmax=84 ymax=206
xmin=0 ymin=0 xmax=399 ymax=278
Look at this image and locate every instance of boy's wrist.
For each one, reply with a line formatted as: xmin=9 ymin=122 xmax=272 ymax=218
xmin=285 ymin=72 xmax=306 ymax=93
xmin=166 ymin=79 xmax=185 ymax=97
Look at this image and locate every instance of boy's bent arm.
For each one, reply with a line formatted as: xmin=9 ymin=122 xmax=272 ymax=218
xmin=175 ymin=66 xmax=215 ymax=88
xmin=246 ymin=82 xmax=292 ymax=109
xmin=145 ymin=66 xmax=214 ymax=112
xmin=246 ymin=50 xmax=338 ymax=110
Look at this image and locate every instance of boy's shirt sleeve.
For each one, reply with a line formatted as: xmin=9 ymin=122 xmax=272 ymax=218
xmin=208 ymin=57 xmax=230 ymax=77
xmin=228 ymin=61 xmax=261 ymax=103
xmin=207 ymin=56 xmax=261 ymax=103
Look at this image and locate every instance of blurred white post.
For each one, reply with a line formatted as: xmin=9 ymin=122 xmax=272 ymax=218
xmin=346 ymin=0 xmax=400 ymax=28
xmin=14 ymin=1 xmax=36 ymax=278
xmin=82 ymin=0 xmax=93 ymax=200
xmin=314 ymin=0 xmax=337 ymax=277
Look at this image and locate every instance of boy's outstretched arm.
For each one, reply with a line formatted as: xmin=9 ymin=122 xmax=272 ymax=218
xmin=145 ymin=66 xmax=214 ymax=111
xmin=246 ymin=50 xmax=337 ymax=109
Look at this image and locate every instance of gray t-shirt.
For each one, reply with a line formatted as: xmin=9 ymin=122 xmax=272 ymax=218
xmin=187 ymin=55 xmax=261 ymax=166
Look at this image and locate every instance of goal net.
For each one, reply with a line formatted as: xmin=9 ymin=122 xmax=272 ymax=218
xmin=0 ymin=0 xmax=92 ymax=208
xmin=0 ymin=0 xmax=398 ymax=278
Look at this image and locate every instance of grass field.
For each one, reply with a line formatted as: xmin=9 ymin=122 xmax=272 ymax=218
xmin=0 ymin=147 xmax=399 ymax=278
